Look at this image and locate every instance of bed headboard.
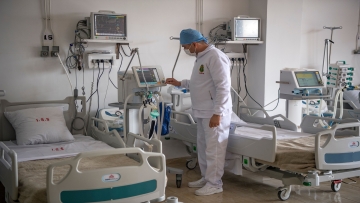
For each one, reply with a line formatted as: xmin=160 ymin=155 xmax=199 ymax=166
xmin=0 ymin=96 xmax=87 ymax=141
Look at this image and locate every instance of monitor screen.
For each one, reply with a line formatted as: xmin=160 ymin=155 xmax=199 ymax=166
xmin=94 ymin=14 xmax=126 ymax=36
xmin=136 ymin=68 xmax=160 ymax=85
xmin=235 ymin=19 xmax=259 ymax=38
xmin=295 ymin=71 xmax=323 ymax=87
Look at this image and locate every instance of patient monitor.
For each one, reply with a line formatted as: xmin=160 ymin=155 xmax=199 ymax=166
xmin=118 ymin=66 xmax=166 ymax=104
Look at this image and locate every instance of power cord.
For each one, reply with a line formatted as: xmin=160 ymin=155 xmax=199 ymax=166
xmin=242 ymin=45 xmax=263 ymax=108
xmin=94 ymin=60 xmax=105 ymax=118
xmin=121 ymin=45 xmax=131 ymax=57
xmin=265 ymin=88 xmax=280 ymax=111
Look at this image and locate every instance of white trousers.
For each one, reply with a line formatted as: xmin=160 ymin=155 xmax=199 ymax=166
xmin=196 ymin=113 xmax=231 ymax=188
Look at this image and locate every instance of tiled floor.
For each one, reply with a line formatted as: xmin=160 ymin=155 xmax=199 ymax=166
xmin=0 ymin=157 xmax=359 ymax=203
xmin=164 ymin=158 xmax=360 ymax=203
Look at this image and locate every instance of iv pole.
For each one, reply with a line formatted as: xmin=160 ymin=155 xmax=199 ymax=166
xmin=170 ymin=36 xmax=181 ymax=78
xmin=323 ymin=26 xmax=342 ymax=64
xmin=323 ymin=26 xmax=342 ymax=101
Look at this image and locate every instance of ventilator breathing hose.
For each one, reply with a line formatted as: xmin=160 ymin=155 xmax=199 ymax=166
xmin=153 ymin=94 xmax=165 ymax=140
xmin=339 ymin=91 xmax=344 ymax=119
xmin=138 ymin=103 xmax=145 ymax=137
xmin=332 ymin=90 xmax=342 ymax=119
xmin=123 ymin=93 xmax=134 ymax=142
xmin=159 ymin=95 xmax=165 ymax=140
xmin=306 ymin=99 xmax=310 ymax=115
xmin=148 ymin=120 xmax=156 ymax=139
xmin=318 ymin=99 xmax=327 ymax=128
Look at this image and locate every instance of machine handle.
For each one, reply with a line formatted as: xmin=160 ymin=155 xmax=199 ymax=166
xmin=323 ymin=26 xmax=342 ymax=30
xmin=170 ymin=36 xmax=180 ymax=40
xmin=98 ymin=10 xmax=116 ymax=14
xmin=276 ymin=81 xmax=289 ymax=84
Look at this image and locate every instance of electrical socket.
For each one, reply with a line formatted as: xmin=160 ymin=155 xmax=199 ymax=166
xmin=225 ymin=52 xmax=246 ymax=59
xmin=41 ymin=46 xmax=49 ymax=57
xmin=51 ymin=46 xmax=60 ymax=57
xmin=91 ymin=59 xmax=110 ymax=64
xmin=41 ymin=51 xmax=49 ymax=57
xmin=88 ymin=53 xmax=115 ymax=68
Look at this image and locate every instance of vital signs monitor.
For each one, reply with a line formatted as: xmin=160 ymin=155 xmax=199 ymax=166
xmin=90 ymin=11 xmax=127 ymax=40
xmin=228 ymin=17 xmax=261 ymax=41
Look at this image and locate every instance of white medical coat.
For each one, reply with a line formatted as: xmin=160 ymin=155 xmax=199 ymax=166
xmin=180 ymin=45 xmax=232 ymax=118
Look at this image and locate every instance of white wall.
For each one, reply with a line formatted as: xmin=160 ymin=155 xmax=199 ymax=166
xmin=0 ymin=0 xmax=249 ymax=159
xmin=249 ymin=0 xmax=360 ymax=124
xmin=264 ymin=0 xmax=304 ymax=118
xmin=300 ymin=0 xmax=360 ymax=86
xmin=247 ymin=0 xmax=268 ymax=110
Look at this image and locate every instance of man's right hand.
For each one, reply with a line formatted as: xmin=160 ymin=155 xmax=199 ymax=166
xmin=165 ymin=78 xmax=181 ymax=86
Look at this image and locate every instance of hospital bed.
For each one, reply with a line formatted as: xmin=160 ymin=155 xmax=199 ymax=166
xmin=169 ymin=105 xmax=360 ymax=201
xmin=0 ymin=96 xmax=166 ymax=203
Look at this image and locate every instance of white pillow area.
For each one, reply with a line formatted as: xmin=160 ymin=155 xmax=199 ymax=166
xmin=4 ymin=106 xmax=74 ymax=145
xmin=343 ymin=90 xmax=360 ymax=109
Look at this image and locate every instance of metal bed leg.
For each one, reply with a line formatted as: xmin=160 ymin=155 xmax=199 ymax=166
xmin=167 ymin=167 xmax=183 ymax=188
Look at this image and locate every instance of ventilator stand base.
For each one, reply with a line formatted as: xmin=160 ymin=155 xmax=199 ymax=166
xmin=167 ymin=167 xmax=183 ymax=188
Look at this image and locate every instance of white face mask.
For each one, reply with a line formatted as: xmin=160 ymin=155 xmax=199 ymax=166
xmin=184 ymin=44 xmax=196 ymax=56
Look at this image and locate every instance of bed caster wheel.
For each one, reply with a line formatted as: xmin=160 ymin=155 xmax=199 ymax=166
xmin=176 ymin=174 xmax=182 ymax=188
xmin=186 ymin=160 xmax=197 ymax=170
xmin=331 ymin=180 xmax=342 ymax=192
xmin=277 ymin=188 xmax=291 ymax=201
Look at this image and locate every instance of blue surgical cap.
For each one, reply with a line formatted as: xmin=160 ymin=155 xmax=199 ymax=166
xmin=180 ymin=29 xmax=208 ymax=45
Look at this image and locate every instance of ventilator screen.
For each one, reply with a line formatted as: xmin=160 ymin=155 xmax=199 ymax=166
xmin=295 ymin=71 xmax=323 ymax=87
xmin=137 ymin=68 xmax=160 ymax=85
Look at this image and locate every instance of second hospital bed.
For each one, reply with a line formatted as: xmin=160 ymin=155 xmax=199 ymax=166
xmin=169 ymin=106 xmax=360 ymax=201
xmin=0 ymin=96 xmax=166 ymax=203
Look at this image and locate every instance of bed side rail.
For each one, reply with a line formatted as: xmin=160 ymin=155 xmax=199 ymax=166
xmin=90 ymin=117 xmax=126 ymax=149
xmin=229 ymin=124 xmax=277 ymax=163
xmin=168 ymin=111 xmax=197 ymax=144
xmin=0 ymin=142 xmax=18 ymax=202
xmin=126 ymin=133 xmax=162 ymax=153
xmin=47 ymin=148 xmax=166 ymax=203
xmin=170 ymin=111 xmax=196 ymax=125
xmin=239 ymin=106 xmax=298 ymax=131
xmin=301 ymin=115 xmax=359 ymax=134
xmin=315 ymin=122 xmax=360 ymax=170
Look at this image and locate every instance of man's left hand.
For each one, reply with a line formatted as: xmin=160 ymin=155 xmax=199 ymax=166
xmin=209 ymin=114 xmax=221 ymax=128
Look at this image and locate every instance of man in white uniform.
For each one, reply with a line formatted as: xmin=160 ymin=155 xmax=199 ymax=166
xmin=166 ymin=29 xmax=232 ymax=196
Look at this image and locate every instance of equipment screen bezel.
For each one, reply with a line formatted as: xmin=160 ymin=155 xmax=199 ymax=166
xmin=132 ymin=66 xmax=166 ymax=88
xmin=234 ymin=18 xmax=260 ymax=39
